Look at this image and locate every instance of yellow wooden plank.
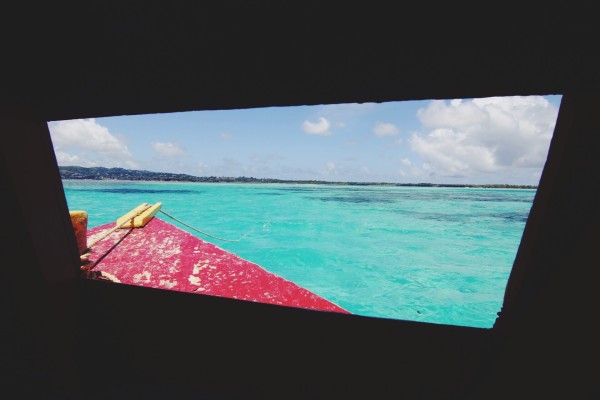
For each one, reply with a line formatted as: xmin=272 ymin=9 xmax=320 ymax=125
xmin=116 ymin=203 xmax=150 ymax=228
xmin=132 ymin=202 xmax=162 ymax=228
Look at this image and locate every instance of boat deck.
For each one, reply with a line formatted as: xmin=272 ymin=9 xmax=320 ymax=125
xmin=84 ymin=216 xmax=349 ymax=314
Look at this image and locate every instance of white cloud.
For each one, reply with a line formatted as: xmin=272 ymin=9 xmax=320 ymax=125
xmin=373 ymin=122 xmax=400 ymax=137
xmin=48 ymin=118 xmax=137 ymax=168
xmin=49 ymin=118 xmax=131 ymax=155
xmin=151 ymin=141 xmax=185 ymax=158
xmin=316 ymin=103 xmax=377 ymax=133
xmin=408 ymin=96 xmax=559 ymax=183
xmin=53 ymin=150 xmax=97 ymax=167
xmin=302 ymin=117 xmax=332 ymax=136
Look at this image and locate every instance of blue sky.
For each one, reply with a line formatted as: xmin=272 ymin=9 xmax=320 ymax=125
xmin=48 ymin=95 xmax=562 ymax=185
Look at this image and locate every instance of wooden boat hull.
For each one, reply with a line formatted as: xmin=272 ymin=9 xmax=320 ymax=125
xmin=84 ymin=216 xmax=349 ymax=314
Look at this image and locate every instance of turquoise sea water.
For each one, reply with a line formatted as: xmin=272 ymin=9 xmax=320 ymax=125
xmin=62 ymin=180 xmax=535 ymax=328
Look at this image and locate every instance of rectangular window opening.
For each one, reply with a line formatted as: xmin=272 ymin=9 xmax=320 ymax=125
xmin=49 ymin=94 xmax=563 ymax=328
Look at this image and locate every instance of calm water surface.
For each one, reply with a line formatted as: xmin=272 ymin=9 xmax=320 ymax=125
xmin=62 ymin=180 xmax=535 ymax=328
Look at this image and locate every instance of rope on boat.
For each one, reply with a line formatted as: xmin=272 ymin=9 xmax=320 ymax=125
xmin=159 ymin=209 xmax=252 ymax=242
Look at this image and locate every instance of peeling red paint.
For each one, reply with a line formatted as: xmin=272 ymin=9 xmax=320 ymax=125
xmin=85 ymin=217 xmax=349 ymax=314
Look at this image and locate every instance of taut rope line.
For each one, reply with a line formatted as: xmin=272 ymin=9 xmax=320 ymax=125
xmin=159 ymin=209 xmax=252 ymax=243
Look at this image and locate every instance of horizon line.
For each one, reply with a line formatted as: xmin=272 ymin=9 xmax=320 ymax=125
xmin=58 ymin=165 xmax=539 ymax=188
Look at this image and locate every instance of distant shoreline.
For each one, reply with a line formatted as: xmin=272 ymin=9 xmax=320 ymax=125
xmin=59 ymin=166 xmax=538 ymax=190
